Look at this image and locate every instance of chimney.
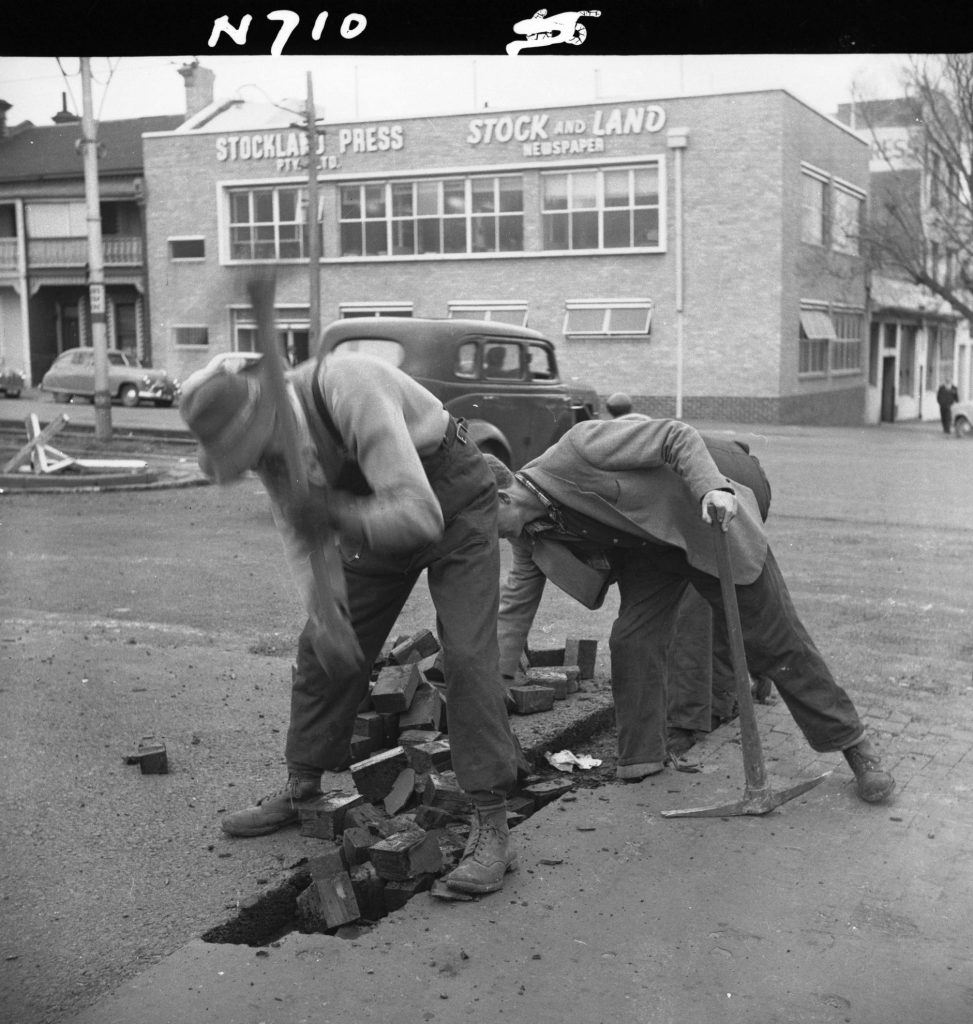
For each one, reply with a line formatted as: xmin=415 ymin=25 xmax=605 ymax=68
xmin=178 ymin=61 xmax=215 ymax=118
xmin=0 ymin=100 xmax=11 ymax=138
xmin=52 ymin=92 xmax=80 ymax=124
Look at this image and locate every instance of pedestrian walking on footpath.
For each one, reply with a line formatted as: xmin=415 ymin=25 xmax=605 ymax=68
xmin=179 ymin=348 xmax=520 ymax=896
xmin=487 ymin=416 xmax=895 ymax=803
xmin=937 ymin=381 xmax=959 ymax=435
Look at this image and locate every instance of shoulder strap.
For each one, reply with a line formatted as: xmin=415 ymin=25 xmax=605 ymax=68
xmin=310 ymin=368 xmax=345 ymax=449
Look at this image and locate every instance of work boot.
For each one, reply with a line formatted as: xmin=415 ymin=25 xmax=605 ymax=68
xmin=445 ymin=800 xmax=517 ymax=895
xmin=667 ymin=727 xmax=697 ymax=757
xmin=221 ymin=774 xmax=322 ymax=837
xmin=616 ymin=761 xmax=665 ymax=782
xmin=843 ymin=738 xmax=896 ymax=804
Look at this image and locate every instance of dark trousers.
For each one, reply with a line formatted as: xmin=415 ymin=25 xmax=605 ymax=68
xmin=667 ymin=587 xmax=736 ymax=733
xmin=609 ymin=544 xmax=865 ymax=768
xmin=285 ymin=426 xmax=518 ymax=796
xmin=939 ymin=404 xmax=953 ymax=433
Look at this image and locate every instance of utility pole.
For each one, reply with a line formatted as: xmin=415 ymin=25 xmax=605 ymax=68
xmin=80 ymin=57 xmax=111 ymax=441
xmin=305 ymin=72 xmax=322 ymax=353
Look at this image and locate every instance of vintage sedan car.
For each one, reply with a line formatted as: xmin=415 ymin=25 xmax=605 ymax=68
xmin=40 ymin=347 xmax=179 ymax=407
xmin=0 ymin=362 xmax=24 ymax=398
xmin=952 ymin=400 xmax=973 ymax=438
xmin=319 ymin=317 xmax=599 ymax=469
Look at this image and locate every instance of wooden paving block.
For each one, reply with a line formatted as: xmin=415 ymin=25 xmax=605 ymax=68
xmin=384 ymin=873 xmax=437 ymax=912
xmin=528 ymin=646 xmax=565 ymax=668
xmin=383 ymin=767 xmax=417 ymax=816
xmin=368 ymin=827 xmax=443 ymax=882
xmin=397 ymin=728 xmax=443 ymax=748
xmin=299 ymin=793 xmax=366 ymax=840
xmin=354 ymin=711 xmax=385 ymax=744
xmin=371 ymin=663 xmax=421 ymax=714
xmin=350 ymin=734 xmax=376 ymax=761
xmin=350 ymin=862 xmax=387 ymax=922
xmin=527 ymin=667 xmax=569 ymax=700
xmin=564 ymin=638 xmax=598 ymax=680
xmin=422 ymin=771 xmax=472 ymax=816
xmin=413 ymin=804 xmax=454 ymax=830
xmin=418 ymin=651 xmax=445 ymax=683
xmin=306 ymin=845 xmax=346 ymax=879
xmin=345 ymin=802 xmax=394 ymax=835
xmin=342 ymin=826 xmax=378 ymax=867
xmin=561 ymin=664 xmax=581 ymax=694
xmin=350 ymin=746 xmax=411 ymax=803
xmin=399 ymin=682 xmax=447 ymax=734
xmin=296 ymin=870 xmax=360 ymax=931
xmin=405 ymin=738 xmax=452 ymax=774
xmin=508 ymin=683 xmax=556 ymax=715
xmin=390 ymin=628 xmax=441 ymax=665
xmin=523 ymin=776 xmax=577 ymax=807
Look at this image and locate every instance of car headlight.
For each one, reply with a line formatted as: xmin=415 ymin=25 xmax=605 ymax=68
xmin=141 ymin=375 xmax=153 ymax=387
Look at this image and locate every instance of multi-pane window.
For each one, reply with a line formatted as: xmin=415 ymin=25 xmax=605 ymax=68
xmin=563 ymin=300 xmax=653 ymax=336
xmin=448 ymin=303 xmax=528 ymax=326
xmin=801 ymin=172 xmax=828 ymax=246
xmin=340 ymin=176 xmax=524 ymax=257
xmin=542 ymin=166 xmax=660 ymax=250
xmin=832 ymin=186 xmax=863 ymax=255
xmin=228 ymin=187 xmax=310 ymax=260
xmin=831 ymin=310 xmax=863 ymax=372
xmin=798 ymin=308 xmax=832 ymax=375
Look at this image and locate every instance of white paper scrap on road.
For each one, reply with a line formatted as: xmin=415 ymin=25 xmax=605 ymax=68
xmin=545 ymin=749 xmax=603 ymax=772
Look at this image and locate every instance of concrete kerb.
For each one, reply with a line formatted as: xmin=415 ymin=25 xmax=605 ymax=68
xmin=0 ymin=467 xmax=208 ymax=494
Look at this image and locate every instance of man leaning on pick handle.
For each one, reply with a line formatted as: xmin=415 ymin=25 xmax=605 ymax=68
xmin=180 ymin=346 xmax=521 ymax=896
xmin=484 ymin=415 xmax=895 ymax=804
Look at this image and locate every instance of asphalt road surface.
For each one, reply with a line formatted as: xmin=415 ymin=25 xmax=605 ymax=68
xmin=1 ymin=398 xmax=971 ymax=1023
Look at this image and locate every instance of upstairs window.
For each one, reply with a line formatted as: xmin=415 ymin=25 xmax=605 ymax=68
xmin=801 ymin=171 xmax=828 ymax=246
xmin=563 ymin=299 xmax=653 ymax=337
xmin=228 ymin=186 xmax=312 ymax=261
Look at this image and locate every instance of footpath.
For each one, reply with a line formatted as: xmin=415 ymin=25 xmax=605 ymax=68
xmin=63 ymin=689 xmax=973 ymax=1024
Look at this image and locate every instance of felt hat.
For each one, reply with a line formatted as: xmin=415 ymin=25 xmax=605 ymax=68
xmin=179 ymin=358 xmax=275 ymax=483
xmin=605 ymin=392 xmax=633 ymax=417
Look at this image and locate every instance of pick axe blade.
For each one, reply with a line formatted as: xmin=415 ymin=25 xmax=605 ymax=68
xmin=661 ymin=507 xmax=830 ymax=819
xmin=246 ymin=271 xmax=365 ymax=679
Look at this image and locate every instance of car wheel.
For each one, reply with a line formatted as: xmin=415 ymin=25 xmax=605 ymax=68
xmin=955 ymin=416 xmax=972 ymax=439
xmin=154 ymin=398 xmax=174 ymax=408
xmin=120 ymin=384 xmax=139 ymax=408
xmin=53 ymin=392 xmax=71 ymax=404
xmin=5 ymin=389 xmax=20 ymax=399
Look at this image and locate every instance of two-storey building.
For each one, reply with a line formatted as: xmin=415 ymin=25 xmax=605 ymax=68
xmin=0 ymin=63 xmax=214 ymax=386
xmin=143 ymin=86 xmax=871 ymax=424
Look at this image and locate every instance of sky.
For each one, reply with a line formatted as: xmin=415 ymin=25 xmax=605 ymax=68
xmin=0 ymin=54 xmax=915 ymax=129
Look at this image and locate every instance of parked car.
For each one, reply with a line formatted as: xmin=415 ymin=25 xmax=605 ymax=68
xmin=40 ymin=348 xmax=180 ymax=408
xmin=318 ymin=317 xmax=599 ymax=468
xmin=952 ymin=400 xmax=973 ymax=438
xmin=0 ymin=362 xmax=24 ymax=398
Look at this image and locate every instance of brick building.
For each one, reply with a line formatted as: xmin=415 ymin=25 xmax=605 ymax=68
xmin=837 ymin=97 xmax=972 ymax=423
xmin=0 ymin=65 xmax=218 ymax=386
xmin=143 ymin=86 xmax=870 ymax=424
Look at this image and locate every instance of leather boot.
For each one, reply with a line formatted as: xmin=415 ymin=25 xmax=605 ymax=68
xmin=843 ymin=738 xmax=895 ymax=803
xmin=221 ymin=774 xmax=322 ymax=837
xmin=445 ymin=800 xmax=517 ymax=895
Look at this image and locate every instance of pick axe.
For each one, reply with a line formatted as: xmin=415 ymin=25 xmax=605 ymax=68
xmin=246 ymin=272 xmax=365 ymax=679
xmin=661 ymin=506 xmax=830 ymax=818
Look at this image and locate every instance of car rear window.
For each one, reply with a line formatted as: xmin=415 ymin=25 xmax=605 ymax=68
xmin=332 ymin=339 xmax=405 ymax=367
